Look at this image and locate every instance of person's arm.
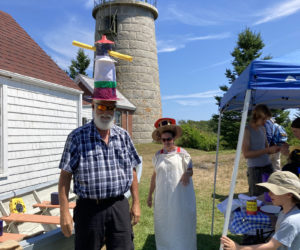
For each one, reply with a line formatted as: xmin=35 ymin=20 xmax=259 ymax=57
xmin=147 ymin=171 xmax=156 ymax=208
xmin=130 ymin=168 xmax=140 ymax=226
xmin=220 ymin=236 xmax=282 ymax=250
xmin=180 ymin=168 xmax=193 ymax=186
xmin=58 ymin=170 xmax=73 ymax=237
xmin=242 ymin=128 xmax=280 ymax=159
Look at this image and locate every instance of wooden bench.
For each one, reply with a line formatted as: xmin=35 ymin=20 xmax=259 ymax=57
xmin=0 ymin=233 xmax=27 ymax=243
xmin=32 ymin=201 xmax=76 ymax=209
xmin=1 ymin=214 xmax=60 ymax=225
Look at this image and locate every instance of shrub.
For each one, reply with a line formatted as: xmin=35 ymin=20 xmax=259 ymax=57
xmin=176 ymin=124 xmax=218 ymax=151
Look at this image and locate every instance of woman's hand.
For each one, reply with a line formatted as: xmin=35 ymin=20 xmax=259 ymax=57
xmin=267 ymin=145 xmax=281 ymax=154
xmin=180 ymin=171 xmax=191 ymax=186
xmin=147 ymin=195 xmax=153 ymax=208
xmin=220 ymin=236 xmax=239 ymax=250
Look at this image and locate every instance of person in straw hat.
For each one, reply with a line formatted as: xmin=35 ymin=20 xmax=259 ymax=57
xmin=58 ymin=36 xmax=141 ymax=250
xmin=221 ymin=171 xmax=300 ymax=250
xmin=147 ymin=118 xmax=197 ymax=250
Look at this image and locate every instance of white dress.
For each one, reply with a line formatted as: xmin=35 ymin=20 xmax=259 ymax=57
xmin=152 ymin=147 xmax=197 ymax=250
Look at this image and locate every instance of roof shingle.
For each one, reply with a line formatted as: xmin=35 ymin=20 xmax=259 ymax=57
xmin=0 ymin=11 xmax=80 ymax=91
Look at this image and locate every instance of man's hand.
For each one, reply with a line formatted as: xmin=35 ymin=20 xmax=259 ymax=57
xmin=60 ymin=210 xmax=73 ymax=237
xmin=130 ymin=201 xmax=140 ymax=226
xmin=220 ymin=236 xmax=239 ymax=250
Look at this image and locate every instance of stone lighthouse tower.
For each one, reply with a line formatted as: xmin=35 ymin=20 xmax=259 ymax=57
xmin=92 ymin=0 xmax=161 ymax=143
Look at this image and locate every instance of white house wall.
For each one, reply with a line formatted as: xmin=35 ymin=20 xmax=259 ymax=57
xmin=0 ymin=78 xmax=81 ymax=196
xmin=82 ymin=105 xmax=93 ymax=121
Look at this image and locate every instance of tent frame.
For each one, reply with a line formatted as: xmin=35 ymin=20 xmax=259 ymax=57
xmin=211 ymin=90 xmax=252 ymax=249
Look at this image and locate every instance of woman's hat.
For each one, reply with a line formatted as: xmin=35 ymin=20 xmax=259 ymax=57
xmin=152 ymin=118 xmax=182 ymax=142
xmin=257 ymin=171 xmax=300 ymax=200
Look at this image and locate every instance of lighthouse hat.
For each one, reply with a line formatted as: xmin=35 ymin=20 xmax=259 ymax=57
xmin=93 ymin=35 xmax=119 ymax=101
xmin=152 ymin=118 xmax=182 ymax=142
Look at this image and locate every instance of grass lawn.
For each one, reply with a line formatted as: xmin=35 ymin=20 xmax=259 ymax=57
xmin=131 ymin=143 xmax=249 ymax=250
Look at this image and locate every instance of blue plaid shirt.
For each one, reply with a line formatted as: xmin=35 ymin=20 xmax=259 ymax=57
xmin=59 ymin=121 xmax=141 ymax=199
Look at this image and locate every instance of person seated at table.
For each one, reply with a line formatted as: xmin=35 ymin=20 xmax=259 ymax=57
xmin=221 ymin=171 xmax=300 ymax=250
xmin=242 ymin=104 xmax=281 ymax=196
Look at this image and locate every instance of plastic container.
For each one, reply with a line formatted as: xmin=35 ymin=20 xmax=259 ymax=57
xmin=246 ymin=200 xmax=257 ymax=215
xmin=51 ymin=192 xmax=59 ymax=205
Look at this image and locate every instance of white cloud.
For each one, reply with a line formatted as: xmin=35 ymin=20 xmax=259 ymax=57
xmin=166 ymin=5 xmax=218 ymax=26
xmin=174 ymin=99 xmax=215 ymax=106
xmin=190 ymin=59 xmax=231 ymax=73
xmin=163 ymin=90 xmax=222 ymax=100
xmin=157 ymin=33 xmax=230 ymax=53
xmin=187 ymin=33 xmax=231 ymax=41
xmin=42 ymin=16 xmax=94 ymax=72
xmin=272 ymin=49 xmax=300 ymax=63
xmin=156 ymin=40 xmax=185 ymax=53
xmin=254 ymin=0 xmax=300 ymax=25
xmin=84 ymin=0 xmax=94 ymax=9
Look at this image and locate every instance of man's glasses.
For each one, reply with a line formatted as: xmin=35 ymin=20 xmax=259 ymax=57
xmin=162 ymin=137 xmax=173 ymax=142
xmin=96 ymin=104 xmax=116 ymax=111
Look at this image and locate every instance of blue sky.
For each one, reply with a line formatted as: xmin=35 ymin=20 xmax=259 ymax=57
xmin=2 ymin=0 xmax=300 ymax=121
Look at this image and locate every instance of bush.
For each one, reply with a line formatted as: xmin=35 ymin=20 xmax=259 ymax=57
xmin=176 ymin=124 xmax=218 ymax=151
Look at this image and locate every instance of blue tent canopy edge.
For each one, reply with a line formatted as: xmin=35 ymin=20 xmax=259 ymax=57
xmin=220 ymin=59 xmax=300 ymax=112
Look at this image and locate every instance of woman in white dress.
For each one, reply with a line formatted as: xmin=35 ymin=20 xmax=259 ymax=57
xmin=147 ymin=118 xmax=197 ymax=250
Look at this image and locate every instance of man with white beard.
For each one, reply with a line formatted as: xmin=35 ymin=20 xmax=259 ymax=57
xmin=58 ymin=36 xmax=141 ymax=250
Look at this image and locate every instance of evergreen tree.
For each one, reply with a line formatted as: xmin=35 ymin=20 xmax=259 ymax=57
xmin=212 ymin=28 xmax=268 ymax=149
xmin=68 ymin=49 xmax=90 ymax=79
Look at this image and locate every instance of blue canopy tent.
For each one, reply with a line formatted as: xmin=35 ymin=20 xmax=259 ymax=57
xmin=210 ymin=60 xmax=300 ymax=248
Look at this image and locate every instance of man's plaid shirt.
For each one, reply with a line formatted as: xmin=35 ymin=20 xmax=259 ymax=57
xmin=59 ymin=121 xmax=141 ymax=199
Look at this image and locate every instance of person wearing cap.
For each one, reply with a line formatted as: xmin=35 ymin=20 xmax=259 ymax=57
xmin=147 ymin=118 xmax=197 ymax=250
xmin=58 ymin=36 xmax=141 ymax=250
xmin=242 ymin=104 xmax=281 ymax=196
xmin=221 ymin=171 xmax=300 ymax=250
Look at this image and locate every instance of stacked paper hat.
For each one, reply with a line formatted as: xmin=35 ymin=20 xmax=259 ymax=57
xmin=93 ymin=35 xmax=119 ymax=101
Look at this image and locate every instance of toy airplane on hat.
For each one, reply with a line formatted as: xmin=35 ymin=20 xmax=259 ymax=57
xmin=72 ymin=35 xmax=133 ymax=101
xmin=72 ymin=35 xmax=132 ymax=62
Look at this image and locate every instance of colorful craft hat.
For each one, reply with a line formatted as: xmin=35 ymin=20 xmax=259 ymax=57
xmin=93 ymin=35 xmax=119 ymax=101
xmin=152 ymin=118 xmax=182 ymax=142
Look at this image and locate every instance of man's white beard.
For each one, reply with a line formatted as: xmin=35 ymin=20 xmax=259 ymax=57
xmin=93 ymin=110 xmax=115 ymax=130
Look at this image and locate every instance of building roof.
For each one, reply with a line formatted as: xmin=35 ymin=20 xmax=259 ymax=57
xmin=0 ymin=11 xmax=80 ymax=91
xmin=75 ymin=74 xmax=136 ymax=111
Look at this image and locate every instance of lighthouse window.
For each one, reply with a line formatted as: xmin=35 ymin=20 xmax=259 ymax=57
xmin=101 ymin=15 xmax=117 ymax=35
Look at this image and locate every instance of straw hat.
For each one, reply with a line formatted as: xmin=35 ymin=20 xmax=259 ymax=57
xmin=152 ymin=118 xmax=182 ymax=142
xmin=257 ymin=171 xmax=300 ymax=200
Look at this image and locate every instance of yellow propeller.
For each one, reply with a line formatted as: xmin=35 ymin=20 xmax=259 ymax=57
xmin=72 ymin=40 xmax=132 ymax=62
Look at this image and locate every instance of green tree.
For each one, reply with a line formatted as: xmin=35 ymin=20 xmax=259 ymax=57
xmin=213 ymin=28 xmax=268 ymax=149
xmin=68 ymin=49 xmax=91 ymax=79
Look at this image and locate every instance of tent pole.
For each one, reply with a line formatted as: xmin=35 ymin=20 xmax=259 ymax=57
xmin=219 ymin=89 xmax=251 ymax=250
xmin=211 ymin=111 xmax=222 ymax=236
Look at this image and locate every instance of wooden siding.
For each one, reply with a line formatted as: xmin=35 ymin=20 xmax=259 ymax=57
xmin=0 ymin=79 xmax=80 ymax=196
